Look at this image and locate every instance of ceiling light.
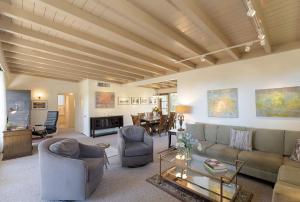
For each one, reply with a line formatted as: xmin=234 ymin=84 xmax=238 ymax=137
xmin=247 ymin=9 xmax=256 ymax=17
xmin=258 ymin=33 xmax=265 ymax=40
xmin=200 ymin=56 xmax=206 ymax=62
xmin=244 ymin=45 xmax=251 ymax=52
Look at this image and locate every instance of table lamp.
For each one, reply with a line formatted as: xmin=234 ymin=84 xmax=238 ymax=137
xmin=175 ymin=105 xmax=192 ymax=131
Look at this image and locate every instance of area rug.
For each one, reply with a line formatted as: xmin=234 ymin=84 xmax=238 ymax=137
xmin=146 ymin=174 xmax=253 ymax=202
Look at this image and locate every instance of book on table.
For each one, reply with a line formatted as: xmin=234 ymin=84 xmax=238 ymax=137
xmin=204 ymin=159 xmax=228 ymax=173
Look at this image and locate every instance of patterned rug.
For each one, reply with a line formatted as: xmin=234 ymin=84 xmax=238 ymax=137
xmin=146 ymin=174 xmax=253 ymax=202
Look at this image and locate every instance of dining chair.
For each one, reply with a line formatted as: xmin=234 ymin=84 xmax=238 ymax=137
xmin=168 ymin=112 xmax=177 ymax=130
xmin=157 ymin=115 xmax=168 ymax=136
xmin=131 ymin=115 xmax=141 ymax=126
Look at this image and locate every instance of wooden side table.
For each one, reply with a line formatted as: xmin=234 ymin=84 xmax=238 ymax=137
xmin=2 ymin=129 xmax=32 ymax=160
xmin=168 ymin=129 xmax=185 ymax=148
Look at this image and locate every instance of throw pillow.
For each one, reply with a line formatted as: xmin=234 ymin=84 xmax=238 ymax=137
xmin=229 ymin=128 xmax=253 ymax=151
xmin=290 ymin=139 xmax=300 ymax=162
xmin=49 ymin=139 xmax=80 ymax=158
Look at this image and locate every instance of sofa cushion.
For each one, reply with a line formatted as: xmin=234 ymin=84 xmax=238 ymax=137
xmin=229 ymin=128 xmax=253 ymax=151
xmin=272 ymin=181 xmax=300 ymax=202
xmin=238 ymin=150 xmax=282 ymax=173
xmin=204 ymin=124 xmax=218 ymax=143
xmin=253 ymin=129 xmax=284 ymax=154
xmin=278 ymin=165 xmax=300 ymax=187
xmin=284 ymin=130 xmax=300 ymax=156
xmin=192 ymin=141 xmax=214 ymax=155
xmin=283 ymin=157 xmax=300 ymax=169
xmin=216 ymin=125 xmax=231 ymax=145
xmin=124 ymin=142 xmax=152 ymax=157
xmin=205 ymin=144 xmax=239 ymax=164
xmin=49 ymin=139 xmax=80 ymax=158
xmin=80 ymin=158 xmax=104 ymax=182
xmin=186 ymin=123 xmax=205 ymax=141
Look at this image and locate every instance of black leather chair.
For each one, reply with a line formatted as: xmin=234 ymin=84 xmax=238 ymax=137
xmin=32 ymin=111 xmax=59 ymax=137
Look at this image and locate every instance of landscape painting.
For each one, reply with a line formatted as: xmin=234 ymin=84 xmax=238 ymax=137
xmin=256 ymin=86 xmax=300 ymax=117
xmin=95 ymin=92 xmax=115 ymax=108
xmin=208 ymin=88 xmax=238 ymax=118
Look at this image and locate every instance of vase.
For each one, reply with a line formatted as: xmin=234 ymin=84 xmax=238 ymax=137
xmin=185 ymin=148 xmax=192 ymax=161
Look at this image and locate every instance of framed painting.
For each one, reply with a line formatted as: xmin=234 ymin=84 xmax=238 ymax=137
xmin=32 ymin=100 xmax=48 ymax=110
xmin=140 ymin=97 xmax=149 ymax=105
xmin=149 ymin=97 xmax=159 ymax=105
xmin=131 ymin=97 xmax=140 ymax=105
xmin=207 ymin=88 xmax=238 ymax=118
xmin=95 ymin=92 xmax=115 ymax=108
xmin=256 ymin=86 xmax=300 ymax=117
xmin=118 ymin=97 xmax=131 ymax=105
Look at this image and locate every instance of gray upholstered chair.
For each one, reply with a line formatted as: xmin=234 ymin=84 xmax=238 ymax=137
xmin=118 ymin=125 xmax=153 ymax=167
xmin=38 ymin=138 xmax=105 ymax=201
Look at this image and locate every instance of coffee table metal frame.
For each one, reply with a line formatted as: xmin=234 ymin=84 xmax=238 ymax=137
xmin=158 ymin=147 xmax=245 ymax=202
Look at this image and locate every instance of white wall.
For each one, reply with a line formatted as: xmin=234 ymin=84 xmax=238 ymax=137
xmin=7 ymin=74 xmax=79 ymax=130
xmin=78 ymin=80 xmax=90 ymax=135
xmin=0 ymin=71 xmax=6 ymax=152
xmin=87 ymin=80 xmax=154 ymax=133
xmin=131 ymin=49 xmax=300 ymax=131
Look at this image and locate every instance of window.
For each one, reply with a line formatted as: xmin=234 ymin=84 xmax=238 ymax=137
xmin=169 ymin=93 xmax=178 ymax=112
xmin=159 ymin=95 xmax=169 ymax=115
xmin=0 ymin=70 xmax=6 ymax=151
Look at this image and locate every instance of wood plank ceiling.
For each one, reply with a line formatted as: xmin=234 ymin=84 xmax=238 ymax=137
xmin=0 ymin=0 xmax=299 ymax=83
xmin=140 ymin=80 xmax=177 ymax=90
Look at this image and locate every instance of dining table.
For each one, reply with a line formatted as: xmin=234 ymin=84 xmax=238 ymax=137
xmin=140 ymin=116 xmax=160 ymax=135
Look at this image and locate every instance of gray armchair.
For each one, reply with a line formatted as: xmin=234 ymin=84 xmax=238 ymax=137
xmin=118 ymin=125 xmax=153 ymax=167
xmin=38 ymin=138 xmax=105 ymax=201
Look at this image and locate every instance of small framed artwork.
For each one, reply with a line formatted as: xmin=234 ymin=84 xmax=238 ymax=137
xmin=140 ymin=97 xmax=149 ymax=104
xmin=131 ymin=97 xmax=140 ymax=105
xmin=32 ymin=100 xmax=48 ymax=110
xmin=118 ymin=97 xmax=131 ymax=105
xmin=149 ymin=97 xmax=159 ymax=105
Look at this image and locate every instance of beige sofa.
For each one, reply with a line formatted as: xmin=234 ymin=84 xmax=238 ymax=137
xmin=186 ymin=123 xmax=300 ymax=202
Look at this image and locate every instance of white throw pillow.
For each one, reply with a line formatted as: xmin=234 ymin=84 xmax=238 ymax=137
xmin=229 ymin=129 xmax=252 ymax=151
xmin=290 ymin=139 xmax=300 ymax=162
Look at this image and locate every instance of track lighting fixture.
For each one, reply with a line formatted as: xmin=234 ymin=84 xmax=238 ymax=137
xmin=244 ymin=45 xmax=251 ymax=52
xmin=246 ymin=1 xmax=256 ymax=17
xmin=260 ymin=39 xmax=266 ymax=46
xmin=200 ymin=56 xmax=206 ymax=62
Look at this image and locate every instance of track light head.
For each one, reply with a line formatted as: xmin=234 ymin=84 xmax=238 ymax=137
xmin=200 ymin=56 xmax=206 ymax=62
xmin=247 ymin=9 xmax=256 ymax=17
xmin=244 ymin=45 xmax=251 ymax=52
xmin=260 ymin=39 xmax=266 ymax=46
xmin=258 ymin=33 xmax=265 ymax=40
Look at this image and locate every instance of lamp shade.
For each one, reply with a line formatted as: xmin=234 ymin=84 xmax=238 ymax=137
xmin=175 ymin=105 xmax=192 ymax=113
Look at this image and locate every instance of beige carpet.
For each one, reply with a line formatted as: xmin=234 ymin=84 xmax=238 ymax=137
xmin=0 ymin=130 xmax=273 ymax=202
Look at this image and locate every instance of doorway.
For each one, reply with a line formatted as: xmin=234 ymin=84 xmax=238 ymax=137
xmin=57 ymin=93 xmax=75 ymax=129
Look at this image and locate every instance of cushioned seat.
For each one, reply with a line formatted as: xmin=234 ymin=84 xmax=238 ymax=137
xmin=238 ymin=150 xmax=282 ymax=173
xmin=124 ymin=142 xmax=152 ymax=157
xmin=205 ymin=144 xmax=239 ymax=164
xmin=80 ymin=158 xmax=104 ymax=182
xmin=283 ymin=157 xmax=300 ymax=169
xmin=272 ymin=181 xmax=300 ymax=202
xmin=278 ymin=165 xmax=300 ymax=187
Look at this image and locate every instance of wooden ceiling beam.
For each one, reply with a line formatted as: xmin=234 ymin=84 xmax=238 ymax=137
xmin=10 ymin=69 xmax=80 ymax=83
xmin=0 ymin=1 xmax=179 ymax=73
xmin=5 ymin=56 xmax=131 ymax=83
xmin=170 ymin=0 xmax=240 ymax=60
xmin=0 ymin=33 xmax=154 ymax=78
xmin=0 ymin=19 xmax=166 ymax=76
xmin=100 ymin=0 xmax=216 ymax=65
xmin=40 ymin=0 xmax=195 ymax=70
xmin=2 ymin=43 xmax=143 ymax=80
xmin=251 ymin=0 xmax=272 ymax=53
xmin=7 ymin=63 xmax=125 ymax=84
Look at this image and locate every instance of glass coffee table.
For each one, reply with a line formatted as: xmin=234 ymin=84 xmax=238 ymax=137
xmin=159 ymin=147 xmax=244 ymax=202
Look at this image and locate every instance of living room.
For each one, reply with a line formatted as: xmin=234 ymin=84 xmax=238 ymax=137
xmin=1 ymin=0 xmax=300 ymax=202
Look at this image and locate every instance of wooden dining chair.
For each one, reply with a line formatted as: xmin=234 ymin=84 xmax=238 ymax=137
xmin=157 ymin=115 xmax=168 ymax=136
xmin=168 ymin=112 xmax=177 ymax=130
xmin=131 ymin=115 xmax=141 ymax=126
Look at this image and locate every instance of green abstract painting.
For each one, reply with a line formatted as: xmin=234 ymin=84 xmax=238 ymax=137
xmin=208 ymin=88 xmax=238 ymax=118
xmin=256 ymin=86 xmax=300 ymax=117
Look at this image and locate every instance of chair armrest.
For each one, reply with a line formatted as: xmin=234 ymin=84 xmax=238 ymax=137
xmin=144 ymin=132 xmax=153 ymax=147
xmin=79 ymin=143 xmax=104 ymax=158
xmin=117 ymin=130 xmax=125 ymax=156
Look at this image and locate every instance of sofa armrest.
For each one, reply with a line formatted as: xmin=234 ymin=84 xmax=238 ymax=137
xmin=79 ymin=143 xmax=104 ymax=158
xmin=118 ymin=131 xmax=125 ymax=156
